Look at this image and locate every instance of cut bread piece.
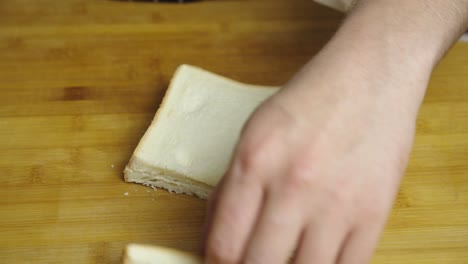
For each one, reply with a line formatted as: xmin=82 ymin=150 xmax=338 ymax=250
xmin=123 ymin=244 xmax=203 ymax=264
xmin=124 ymin=65 xmax=279 ymax=199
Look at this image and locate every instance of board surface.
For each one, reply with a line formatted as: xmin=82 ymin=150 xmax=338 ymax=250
xmin=0 ymin=0 xmax=467 ymax=263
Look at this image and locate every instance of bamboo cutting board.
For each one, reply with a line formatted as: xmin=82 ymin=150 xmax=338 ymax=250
xmin=0 ymin=0 xmax=467 ymax=263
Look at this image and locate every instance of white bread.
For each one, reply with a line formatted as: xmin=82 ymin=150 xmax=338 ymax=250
xmin=123 ymin=244 xmax=203 ymax=264
xmin=124 ymin=65 xmax=279 ymax=198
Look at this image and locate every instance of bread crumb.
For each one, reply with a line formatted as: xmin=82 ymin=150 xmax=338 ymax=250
xmin=111 ymin=164 xmax=115 ymax=168
xmin=124 ymin=192 xmax=129 ymax=196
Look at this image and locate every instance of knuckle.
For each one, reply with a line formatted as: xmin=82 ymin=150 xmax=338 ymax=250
xmin=235 ymin=142 xmax=270 ymax=177
xmin=324 ymin=185 xmax=349 ymax=207
xmin=358 ymin=199 xmax=388 ymax=222
xmin=282 ymin=159 xmax=316 ymax=191
xmin=228 ymin=155 xmax=262 ymax=188
xmin=301 ymin=182 xmax=349 ymax=218
xmin=321 ymin=186 xmax=356 ymax=224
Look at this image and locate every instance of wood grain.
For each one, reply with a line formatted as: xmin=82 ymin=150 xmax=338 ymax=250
xmin=0 ymin=0 xmax=467 ymax=263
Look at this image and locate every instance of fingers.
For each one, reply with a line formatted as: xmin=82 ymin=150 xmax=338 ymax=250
xmin=205 ymin=163 xmax=264 ymax=264
xmin=337 ymin=220 xmax=386 ymax=264
xmin=201 ymin=186 xmax=220 ymax=254
xmin=242 ymin=190 xmax=305 ymax=264
xmin=203 ymin=175 xmax=227 ymax=241
xmin=293 ymin=216 xmax=349 ymax=264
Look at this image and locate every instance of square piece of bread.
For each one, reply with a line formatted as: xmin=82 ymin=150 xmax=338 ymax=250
xmin=124 ymin=65 xmax=278 ymax=198
xmin=123 ymin=244 xmax=202 ymax=264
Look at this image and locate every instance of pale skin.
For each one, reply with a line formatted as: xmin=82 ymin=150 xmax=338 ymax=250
xmin=204 ymin=0 xmax=468 ymax=264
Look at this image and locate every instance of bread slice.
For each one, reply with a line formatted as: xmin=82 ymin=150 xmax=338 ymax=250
xmin=123 ymin=244 xmax=202 ymax=264
xmin=124 ymin=65 xmax=279 ymax=199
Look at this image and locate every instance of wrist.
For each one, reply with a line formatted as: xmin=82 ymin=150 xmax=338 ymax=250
xmin=288 ymin=36 xmax=432 ymax=114
xmin=315 ymin=29 xmax=433 ymax=109
xmin=343 ymin=0 xmax=468 ymax=68
xmin=282 ymin=0 xmax=468 ymax=120
xmin=322 ymin=7 xmax=435 ymax=84
xmin=282 ymin=38 xmax=430 ymax=122
xmin=287 ymin=2 xmax=444 ymax=115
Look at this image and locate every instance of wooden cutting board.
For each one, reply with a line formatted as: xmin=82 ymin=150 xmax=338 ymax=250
xmin=0 ymin=0 xmax=467 ymax=263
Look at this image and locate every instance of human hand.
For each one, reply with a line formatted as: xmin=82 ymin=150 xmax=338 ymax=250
xmin=203 ymin=51 xmax=428 ymax=263
xmin=201 ymin=0 xmax=468 ymax=259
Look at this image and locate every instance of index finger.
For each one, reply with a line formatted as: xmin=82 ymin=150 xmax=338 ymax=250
xmin=204 ymin=161 xmax=264 ymax=264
